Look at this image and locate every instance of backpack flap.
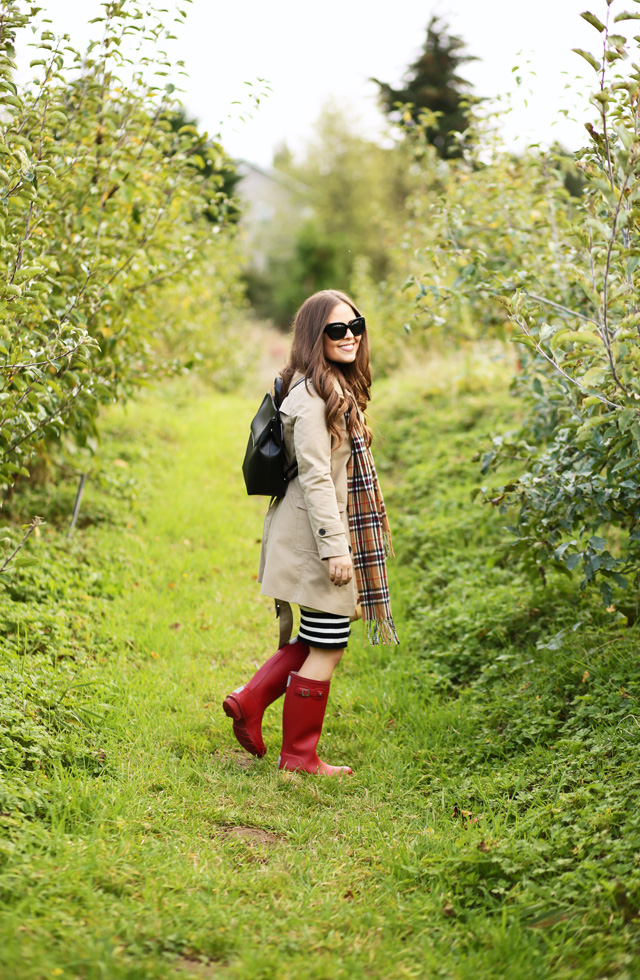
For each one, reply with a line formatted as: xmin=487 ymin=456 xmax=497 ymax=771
xmin=242 ymin=377 xmax=304 ymax=497
xmin=243 ymin=391 xmax=287 ymax=496
xmin=250 ymin=392 xmax=282 ymax=449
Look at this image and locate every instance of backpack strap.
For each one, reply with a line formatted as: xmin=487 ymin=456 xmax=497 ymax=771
xmin=273 ymin=376 xmax=306 ymax=485
xmin=274 ymin=375 xmax=306 ymax=408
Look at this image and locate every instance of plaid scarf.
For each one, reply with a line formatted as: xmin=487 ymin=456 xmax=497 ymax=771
xmin=347 ymin=422 xmax=399 ymax=645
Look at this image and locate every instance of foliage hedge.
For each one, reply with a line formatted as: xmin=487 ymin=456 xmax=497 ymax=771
xmin=0 ymin=496 xmax=131 ymax=825
xmin=379 ymin=361 xmax=640 ymax=956
xmin=0 ymin=0 xmax=239 ymax=511
xmin=401 ymin=2 xmax=640 ymax=605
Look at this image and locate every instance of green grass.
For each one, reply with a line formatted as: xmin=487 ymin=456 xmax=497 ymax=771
xmin=1 ymin=353 xmax=639 ymax=979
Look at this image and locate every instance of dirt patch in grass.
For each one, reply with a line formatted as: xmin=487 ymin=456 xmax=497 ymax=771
xmin=214 ymin=747 xmax=257 ymax=769
xmin=174 ymin=954 xmax=223 ymax=978
xmin=219 ymin=825 xmax=283 ymax=848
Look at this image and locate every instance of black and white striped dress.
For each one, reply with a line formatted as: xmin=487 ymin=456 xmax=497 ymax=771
xmin=298 ymin=607 xmax=351 ymax=650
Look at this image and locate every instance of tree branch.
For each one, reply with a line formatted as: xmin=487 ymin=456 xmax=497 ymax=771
xmin=514 ymin=313 xmax=621 ymax=410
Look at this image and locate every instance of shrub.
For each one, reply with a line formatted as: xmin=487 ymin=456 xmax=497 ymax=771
xmin=0 ymin=0 xmax=238 ymax=501
xmin=404 ymin=3 xmax=640 ymax=605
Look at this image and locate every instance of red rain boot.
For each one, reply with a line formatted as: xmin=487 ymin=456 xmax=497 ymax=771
xmin=278 ymin=671 xmax=353 ymax=776
xmin=222 ymin=639 xmax=309 ymax=757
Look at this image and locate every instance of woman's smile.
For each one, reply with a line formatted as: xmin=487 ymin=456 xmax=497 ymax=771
xmin=323 ymin=300 xmax=361 ymax=363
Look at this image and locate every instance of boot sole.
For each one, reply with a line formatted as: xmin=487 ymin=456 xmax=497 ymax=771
xmin=222 ymin=696 xmax=266 ymax=758
xmin=278 ymin=755 xmax=353 ymax=776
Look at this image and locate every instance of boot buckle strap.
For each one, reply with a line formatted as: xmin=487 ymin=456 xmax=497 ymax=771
xmin=297 ymin=687 xmax=324 ymax=700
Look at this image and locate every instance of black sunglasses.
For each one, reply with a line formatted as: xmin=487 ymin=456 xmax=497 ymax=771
xmin=323 ymin=316 xmax=366 ymax=342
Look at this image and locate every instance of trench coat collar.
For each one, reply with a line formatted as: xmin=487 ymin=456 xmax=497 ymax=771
xmin=290 ymin=369 xmax=346 ymax=398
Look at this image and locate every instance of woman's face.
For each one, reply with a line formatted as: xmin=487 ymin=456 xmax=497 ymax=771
xmin=322 ymin=301 xmax=362 ymax=365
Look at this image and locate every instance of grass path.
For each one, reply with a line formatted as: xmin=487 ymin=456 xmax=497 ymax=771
xmin=2 ymin=365 xmax=639 ymax=979
xmin=3 ymin=382 xmax=428 ymax=980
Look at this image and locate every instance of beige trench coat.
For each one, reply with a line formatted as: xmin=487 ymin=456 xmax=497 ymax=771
xmin=258 ymin=374 xmax=358 ymax=619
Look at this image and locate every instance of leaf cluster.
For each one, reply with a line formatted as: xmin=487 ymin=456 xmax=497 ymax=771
xmin=403 ymin=1 xmax=640 ymax=603
xmin=378 ymin=371 xmax=640 ymax=948
xmin=0 ymin=1 xmax=238 ymax=513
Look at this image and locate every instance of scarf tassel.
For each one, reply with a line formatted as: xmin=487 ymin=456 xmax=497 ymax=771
xmin=365 ymin=616 xmax=400 ymax=647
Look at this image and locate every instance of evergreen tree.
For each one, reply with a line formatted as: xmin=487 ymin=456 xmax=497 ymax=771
xmin=372 ymin=16 xmax=476 ymax=158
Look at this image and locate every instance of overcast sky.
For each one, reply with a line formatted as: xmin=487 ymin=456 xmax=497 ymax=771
xmin=28 ymin=1 xmax=625 ymax=165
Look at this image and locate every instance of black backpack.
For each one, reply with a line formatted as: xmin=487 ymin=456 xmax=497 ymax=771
xmin=242 ymin=376 xmax=305 ymax=497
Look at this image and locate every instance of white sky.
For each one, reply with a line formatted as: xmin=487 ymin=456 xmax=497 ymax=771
xmin=24 ymin=1 xmax=632 ymax=165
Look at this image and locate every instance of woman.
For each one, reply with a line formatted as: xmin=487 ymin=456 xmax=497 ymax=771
xmin=223 ymin=289 xmax=398 ymax=775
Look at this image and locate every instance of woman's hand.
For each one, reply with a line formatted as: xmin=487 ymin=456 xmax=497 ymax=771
xmin=328 ymin=554 xmax=353 ymax=587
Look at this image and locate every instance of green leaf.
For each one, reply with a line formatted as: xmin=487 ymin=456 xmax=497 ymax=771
xmin=619 ymin=409 xmax=638 ymax=434
xmin=615 ymin=311 xmax=640 ymax=332
xmin=613 ymin=11 xmax=640 ymax=21
xmin=589 ymin=536 xmax=606 ymax=551
xmin=572 ymin=47 xmax=601 ymax=71
xmin=480 ymin=451 xmax=495 ymax=474
xmin=554 ymin=541 xmax=574 ymax=560
xmin=580 ymin=366 xmax=606 ymax=386
xmin=550 ymin=329 xmax=574 ymax=352
xmin=616 ymin=123 xmax=634 ymax=151
xmin=0 ymin=94 xmax=23 ymax=110
xmin=586 ymin=554 xmax=601 ymax=576
xmin=12 ymin=556 xmax=38 ymax=569
xmin=581 ymin=11 xmax=607 ymax=32
xmin=512 ymin=335 xmax=537 ymax=349
xmin=565 ymin=330 xmax=601 ymax=347
xmin=537 ymin=629 xmax=566 ymax=651
xmin=600 ymin=580 xmax=613 ymax=606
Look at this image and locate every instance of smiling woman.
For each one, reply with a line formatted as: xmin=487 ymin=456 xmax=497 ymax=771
xmin=322 ymin=304 xmax=367 ymax=363
xmin=223 ymin=289 xmax=398 ymax=776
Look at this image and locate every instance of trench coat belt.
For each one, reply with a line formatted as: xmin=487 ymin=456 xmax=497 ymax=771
xmin=275 ymin=599 xmax=294 ymax=648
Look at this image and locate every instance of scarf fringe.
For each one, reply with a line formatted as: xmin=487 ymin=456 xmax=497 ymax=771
xmin=365 ymin=616 xmax=400 ymax=646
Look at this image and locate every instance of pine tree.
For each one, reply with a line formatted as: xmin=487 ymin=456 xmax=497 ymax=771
xmin=372 ymin=16 xmax=476 ymax=158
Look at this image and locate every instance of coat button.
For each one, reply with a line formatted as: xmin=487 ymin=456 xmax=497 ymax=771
xmin=319 ymin=528 xmax=326 ymax=536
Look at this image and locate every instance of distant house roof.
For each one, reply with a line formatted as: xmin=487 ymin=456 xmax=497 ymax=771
xmin=235 ymin=159 xmax=310 ymax=200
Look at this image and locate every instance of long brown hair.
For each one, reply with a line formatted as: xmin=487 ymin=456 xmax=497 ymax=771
xmin=280 ymin=289 xmax=372 ymax=446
